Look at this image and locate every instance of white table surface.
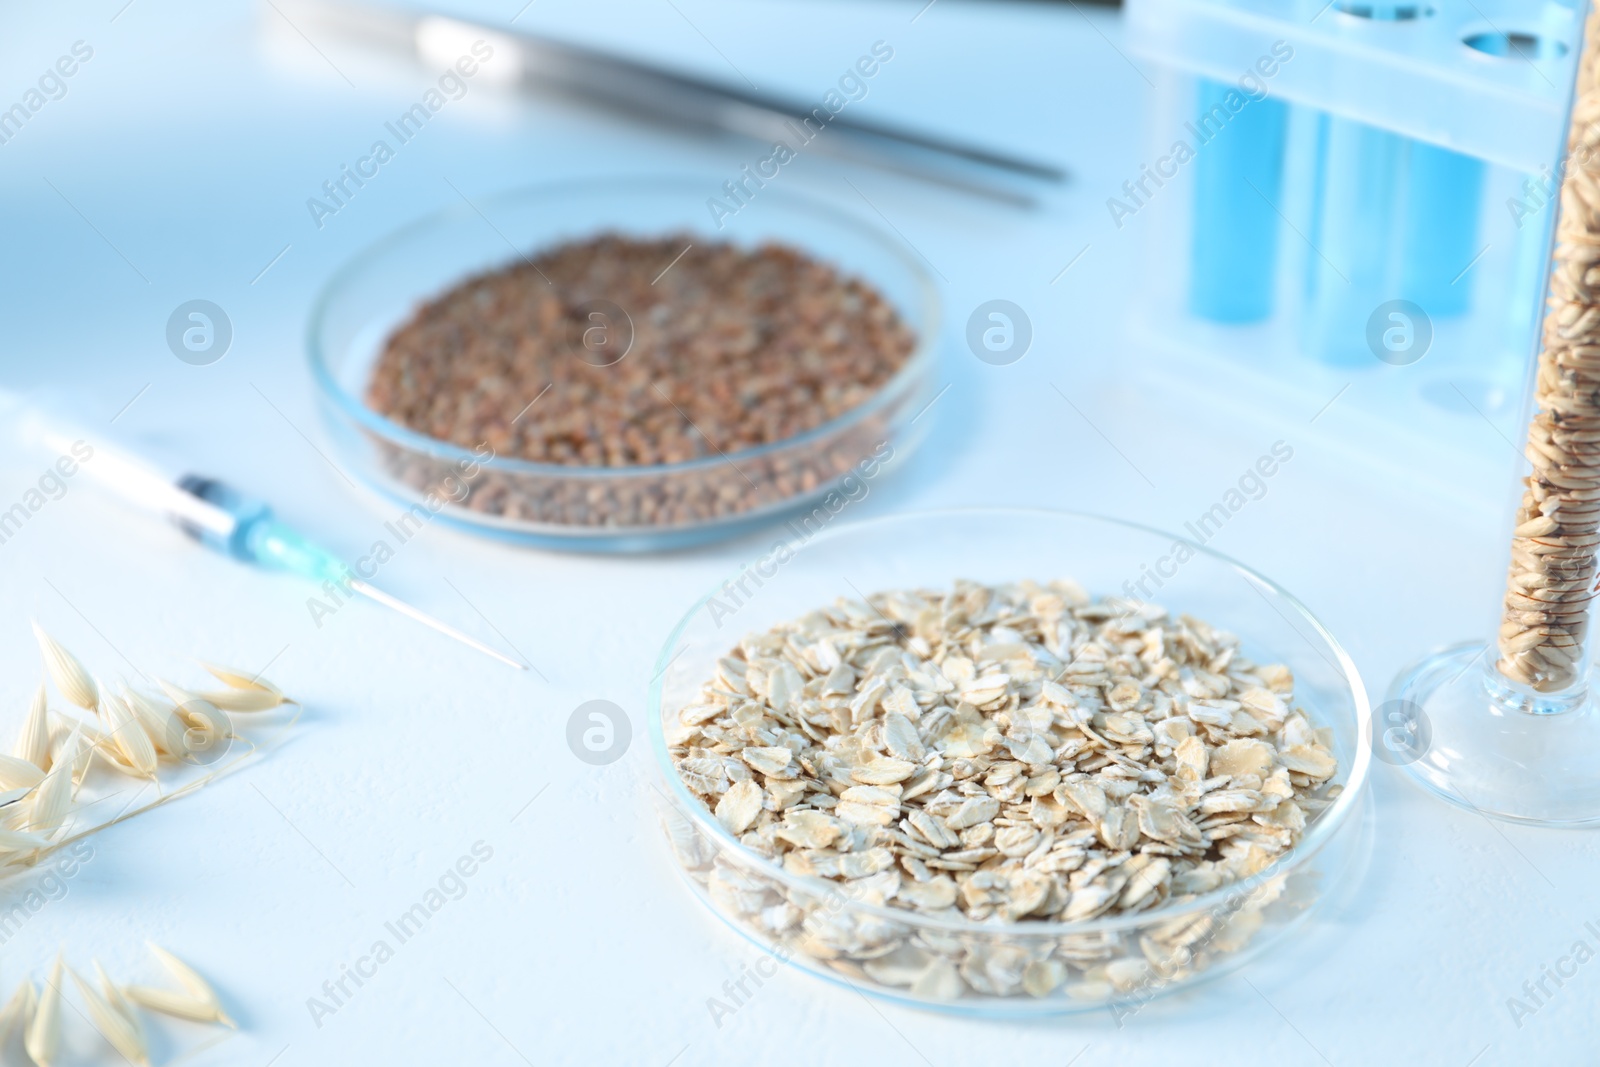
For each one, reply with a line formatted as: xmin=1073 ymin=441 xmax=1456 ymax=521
xmin=0 ymin=1 xmax=1593 ymax=1064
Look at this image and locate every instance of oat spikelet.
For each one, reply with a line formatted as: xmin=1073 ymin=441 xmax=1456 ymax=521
xmin=0 ymin=979 xmax=31 ymax=1046
xmin=31 ymin=624 xmax=97 ymax=711
xmin=90 ymin=748 xmax=142 ymax=780
xmin=100 ymin=694 xmax=158 ymax=778
xmin=122 ymin=985 xmax=232 ymax=1026
xmin=0 ymin=787 xmax=35 ymax=838
xmin=193 ymin=688 xmax=285 ymax=713
xmin=0 ymin=754 xmax=44 ymax=792
xmin=123 ymin=687 xmax=186 ymax=757
xmin=26 ymin=954 xmax=62 ymax=1067
xmin=0 ymin=827 xmax=51 ymax=853
xmin=94 ymin=961 xmax=149 ymax=1054
xmin=198 ymin=661 xmax=286 ymax=698
xmin=145 ymin=944 xmax=234 ymax=1028
xmin=93 ymin=961 xmax=119 ymax=1001
xmin=29 ymin=735 xmax=75 ymax=834
xmin=15 ymin=682 xmax=50 ymax=772
xmin=181 ymin=702 xmax=230 ymax=747
xmin=49 ymin=723 xmax=93 ymax=786
xmin=158 ymin=682 xmax=230 ymax=750
xmin=68 ymin=720 xmax=142 ymax=780
xmin=159 ymin=680 xmax=208 ymax=721
xmin=71 ymin=966 xmax=149 ymax=1067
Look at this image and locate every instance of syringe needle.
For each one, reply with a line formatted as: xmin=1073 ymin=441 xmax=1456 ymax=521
xmin=5 ymin=409 xmax=534 ymax=671
xmin=348 ymin=579 xmax=528 ymax=670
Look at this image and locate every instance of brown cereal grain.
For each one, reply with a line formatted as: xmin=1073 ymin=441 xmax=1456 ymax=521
xmin=367 ymin=234 xmax=917 ymax=469
xmin=1498 ymin=6 xmax=1600 ymax=691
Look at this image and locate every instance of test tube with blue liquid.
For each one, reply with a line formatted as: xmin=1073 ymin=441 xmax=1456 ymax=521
xmin=1187 ymin=72 xmax=1291 ymax=323
xmin=1300 ymin=2 xmax=1487 ymax=364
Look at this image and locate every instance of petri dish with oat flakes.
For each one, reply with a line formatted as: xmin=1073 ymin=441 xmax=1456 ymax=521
xmin=649 ymin=509 xmax=1373 ymax=1015
xmin=307 ymin=177 xmax=940 ymax=552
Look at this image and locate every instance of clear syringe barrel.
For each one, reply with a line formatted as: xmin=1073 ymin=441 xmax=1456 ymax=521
xmin=7 ymin=397 xmax=240 ymax=547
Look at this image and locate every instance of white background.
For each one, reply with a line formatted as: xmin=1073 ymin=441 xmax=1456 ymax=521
xmin=0 ymin=0 xmax=1594 ymax=1064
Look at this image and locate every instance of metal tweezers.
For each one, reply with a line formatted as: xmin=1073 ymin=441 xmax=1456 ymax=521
xmin=273 ymin=0 xmax=1066 ymax=204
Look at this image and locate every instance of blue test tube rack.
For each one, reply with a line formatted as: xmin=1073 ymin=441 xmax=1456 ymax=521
xmin=1127 ymin=0 xmax=1578 ymax=371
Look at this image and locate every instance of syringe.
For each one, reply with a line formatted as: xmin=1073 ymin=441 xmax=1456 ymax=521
xmin=18 ymin=404 xmax=525 ymax=670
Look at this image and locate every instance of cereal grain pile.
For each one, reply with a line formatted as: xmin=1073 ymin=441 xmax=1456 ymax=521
xmin=1498 ymin=4 xmax=1600 ymax=692
xmin=670 ymin=581 xmax=1340 ymax=927
xmin=368 ymin=235 xmax=917 ymax=468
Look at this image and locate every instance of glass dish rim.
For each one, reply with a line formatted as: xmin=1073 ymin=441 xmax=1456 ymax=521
xmin=646 ymin=505 xmax=1374 ymax=938
xmin=305 ymin=174 xmax=943 ymax=482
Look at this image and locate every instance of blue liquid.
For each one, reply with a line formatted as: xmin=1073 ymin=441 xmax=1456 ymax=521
xmin=1401 ymin=142 xmax=1486 ymax=317
xmin=1302 ymin=114 xmax=1485 ymax=364
xmin=1187 ymin=78 xmax=1289 ymax=324
xmin=1304 ymin=115 xmax=1404 ymax=364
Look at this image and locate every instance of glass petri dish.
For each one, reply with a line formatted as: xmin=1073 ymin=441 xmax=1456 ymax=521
xmin=648 ymin=509 xmax=1372 ymax=1016
xmin=307 ymin=176 xmax=941 ymax=552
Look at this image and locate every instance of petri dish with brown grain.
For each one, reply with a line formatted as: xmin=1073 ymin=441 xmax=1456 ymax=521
xmin=307 ymin=177 xmax=941 ymax=551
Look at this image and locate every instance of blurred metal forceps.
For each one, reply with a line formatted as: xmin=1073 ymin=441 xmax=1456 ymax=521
xmin=274 ymin=0 xmax=1067 ymax=205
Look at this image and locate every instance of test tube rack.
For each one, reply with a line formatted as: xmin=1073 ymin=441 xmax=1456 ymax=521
xmin=1123 ymin=0 xmax=1581 ymax=499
